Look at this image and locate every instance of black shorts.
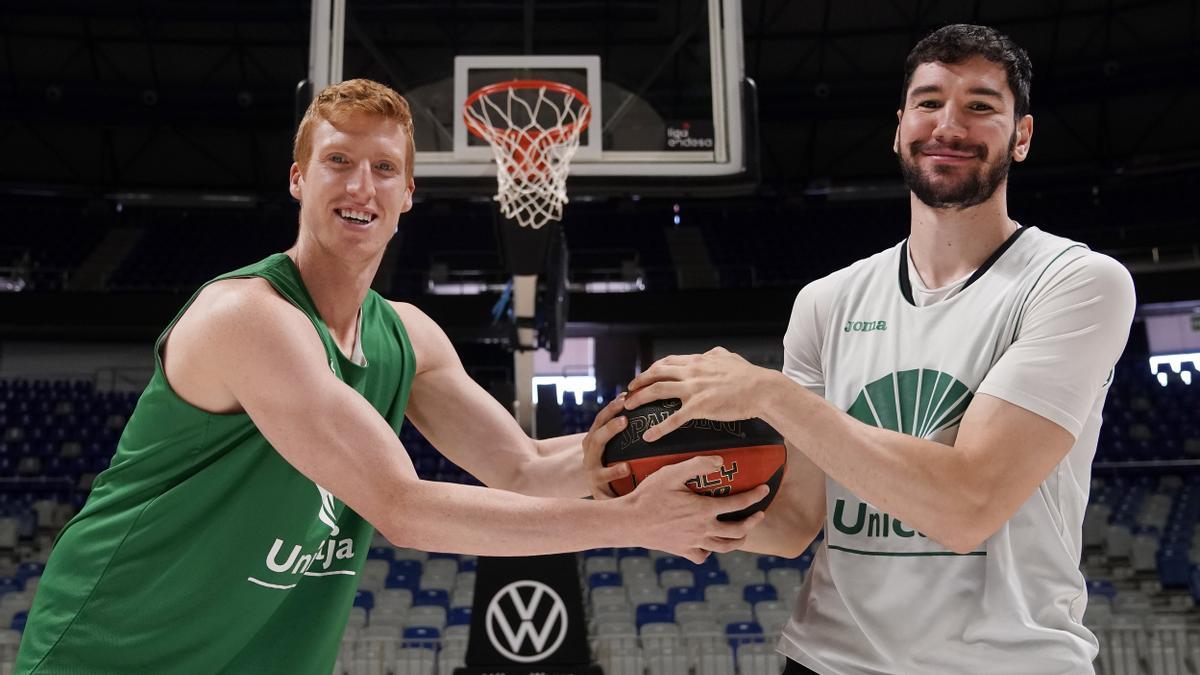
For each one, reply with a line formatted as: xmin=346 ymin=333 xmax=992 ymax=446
xmin=782 ymin=658 xmax=823 ymax=675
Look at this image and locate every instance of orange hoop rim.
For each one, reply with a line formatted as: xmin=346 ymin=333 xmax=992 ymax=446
xmin=463 ymin=79 xmax=592 ymax=141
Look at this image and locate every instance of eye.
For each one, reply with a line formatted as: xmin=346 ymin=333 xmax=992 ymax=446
xmin=969 ymin=102 xmax=995 ymax=111
xmin=375 ymin=161 xmax=396 ymax=172
xmin=329 ymin=153 xmax=349 ymax=164
xmin=916 ymin=99 xmax=941 ymax=109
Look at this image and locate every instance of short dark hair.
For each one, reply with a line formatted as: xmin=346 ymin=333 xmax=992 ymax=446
xmin=902 ymin=24 xmax=1033 ymax=119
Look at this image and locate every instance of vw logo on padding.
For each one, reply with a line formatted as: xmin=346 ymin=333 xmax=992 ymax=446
xmin=485 ymin=580 xmax=568 ymax=662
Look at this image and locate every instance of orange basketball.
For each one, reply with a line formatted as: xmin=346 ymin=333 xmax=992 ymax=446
xmin=602 ymin=399 xmax=786 ymax=521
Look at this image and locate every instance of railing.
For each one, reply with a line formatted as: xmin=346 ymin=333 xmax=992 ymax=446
xmin=95 ymin=367 xmax=155 ymax=393
xmin=0 ymin=266 xmax=27 ymax=293
xmin=1104 ymin=243 xmax=1200 ymax=273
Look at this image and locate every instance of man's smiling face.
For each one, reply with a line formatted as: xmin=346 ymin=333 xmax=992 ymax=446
xmin=894 ymin=55 xmax=1032 ymax=210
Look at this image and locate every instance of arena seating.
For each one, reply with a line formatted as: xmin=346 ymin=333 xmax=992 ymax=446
xmin=0 ymin=200 xmax=110 ymax=292
xmin=107 ymin=209 xmax=296 ymax=291
xmin=0 ymin=356 xmax=1197 ymax=674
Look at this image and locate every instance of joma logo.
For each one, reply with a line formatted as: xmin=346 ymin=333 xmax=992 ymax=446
xmin=843 ymin=320 xmax=887 ymax=333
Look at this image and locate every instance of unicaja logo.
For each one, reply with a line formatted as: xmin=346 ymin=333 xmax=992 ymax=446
xmin=485 ymin=580 xmax=568 ymax=662
xmin=316 ymin=484 xmax=340 ymax=536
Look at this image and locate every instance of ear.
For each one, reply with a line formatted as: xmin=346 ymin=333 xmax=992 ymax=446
xmin=1012 ymin=114 xmax=1033 ymax=162
xmin=892 ymin=109 xmax=902 ymax=154
xmin=288 ymin=163 xmax=303 ymax=201
xmin=399 ymin=175 xmax=415 ymax=214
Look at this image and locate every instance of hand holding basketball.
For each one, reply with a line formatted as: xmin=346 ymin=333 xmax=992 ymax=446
xmin=625 ymin=347 xmax=778 ymax=442
xmin=581 ymin=392 xmax=633 ymax=499
xmin=621 ymin=455 xmax=769 ymax=564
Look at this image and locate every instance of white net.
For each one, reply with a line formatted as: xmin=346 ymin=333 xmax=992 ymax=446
xmin=464 ymin=83 xmax=591 ymax=229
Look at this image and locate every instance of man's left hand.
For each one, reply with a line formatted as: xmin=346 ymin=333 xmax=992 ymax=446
xmin=624 ymin=347 xmax=777 ymax=442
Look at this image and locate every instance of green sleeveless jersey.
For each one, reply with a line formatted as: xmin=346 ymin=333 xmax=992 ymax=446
xmin=15 ymin=253 xmax=416 ymax=674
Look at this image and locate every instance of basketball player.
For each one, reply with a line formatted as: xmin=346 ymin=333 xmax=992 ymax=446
xmin=14 ymin=79 xmax=767 ymax=673
xmin=592 ymin=25 xmax=1136 ymax=674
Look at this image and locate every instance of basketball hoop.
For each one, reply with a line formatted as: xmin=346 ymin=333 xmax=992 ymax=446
xmin=464 ymin=80 xmax=591 ymax=229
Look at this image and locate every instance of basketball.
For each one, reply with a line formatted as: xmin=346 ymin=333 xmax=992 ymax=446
xmin=602 ymin=399 xmax=786 ymax=521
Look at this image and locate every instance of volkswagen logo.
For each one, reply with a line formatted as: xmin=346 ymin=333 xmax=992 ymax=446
xmin=485 ymin=580 xmax=568 ymax=662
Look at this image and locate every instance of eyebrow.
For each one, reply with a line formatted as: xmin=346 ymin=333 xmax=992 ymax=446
xmin=322 ymin=146 xmax=402 ymax=164
xmin=909 ymin=84 xmax=1005 ymax=99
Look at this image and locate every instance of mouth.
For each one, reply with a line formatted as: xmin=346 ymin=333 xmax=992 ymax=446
xmin=915 ymin=141 xmax=983 ymax=162
xmin=921 ymin=150 xmax=978 ymax=162
xmin=335 ymin=207 xmax=378 ymax=228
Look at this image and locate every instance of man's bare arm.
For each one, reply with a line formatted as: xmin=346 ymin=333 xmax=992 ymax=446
xmin=164 ymin=279 xmax=765 ymax=560
xmin=758 ymin=384 xmax=1073 ymax=554
xmin=622 ymin=254 xmax=1135 ymax=554
xmin=740 ymin=441 xmax=826 ymax=558
xmin=394 ymin=301 xmax=588 ymax=498
xmin=622 ymin=351 xmax=1073 ymax=554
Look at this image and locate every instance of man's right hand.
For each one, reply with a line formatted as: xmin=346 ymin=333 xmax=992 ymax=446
xmin=617 ymin=456 xmax=768 ymax=564
xmin=582 ymin=393 xmax=634 ymax=500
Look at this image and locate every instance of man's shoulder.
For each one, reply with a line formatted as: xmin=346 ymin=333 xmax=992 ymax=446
xmin=174 ymin=278 xmax=310 ymax=352
xmin=382 ymin=298 xmax=432 ymax=329
xmin=380 ymin=299 xmax=457 ymax=376
xmin=1017 ymin=227 xmax=1132 ymax=290
xmin=191 ymin=276 xmax=289 ymax=318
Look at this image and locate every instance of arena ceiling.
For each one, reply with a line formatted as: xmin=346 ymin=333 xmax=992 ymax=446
xmin=1 ymin=0 xmax=1197 ymax=199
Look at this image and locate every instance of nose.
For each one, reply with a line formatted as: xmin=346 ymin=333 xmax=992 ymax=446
xmin=345 ymin=160 xmax=376 ymax=202
xmin=932 ymin=105 xmax=968 ymax=144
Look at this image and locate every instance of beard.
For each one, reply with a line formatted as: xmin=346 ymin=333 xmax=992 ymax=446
xmin=899 ymin=132 xmax=1016 ymax=210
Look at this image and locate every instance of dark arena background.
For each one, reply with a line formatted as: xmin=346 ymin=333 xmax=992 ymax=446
xmin=1 ymin=1 xmax=1199 ymax=674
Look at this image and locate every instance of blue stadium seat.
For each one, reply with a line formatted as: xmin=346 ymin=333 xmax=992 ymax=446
xmin=15 ymin=563 xmax=43 ymax=584
xmin=0 ymin=578 xmax=23 ymax=596
xmin=459 ymin=558 xmax=477 ymax=573
xmin=583 ymin=548 xmax=616 ymax=558
xmin=726 ymin=621 xmax=765 ymax=650
xmin=368 ymin=546 xmax=395 ymax=561
xmin=743 ymin=584 xmax=778 ymax=605
xmin=636 ymin=603 xmax=674 ymax=628
xmin=354 ymin=590 xmax=374 ymax=611
xmin=401 ymin=626 xmax=441 ymax=649
xmin=390 ymin=559 xmax=423 ymax=577
xmin=415 ymin=589 xmax=450 ymax=611
xmin=656 ymin=556 xmax=713 ymax=574
xmin=757 ymin=556 xmax=795 ymax=572
xmin=666 ymin=586 xmax=703 ymax=607
xmin=588 ymin=572 xmax=622 ymax=589
xmin=448 ymin=606 xmax=472 ymax=627
xmin=11 ymin=611 xmax=27 ymax=632
xmin=695 ymin=569 xmax=729 ymax=589
xmin=386 ymin=571 xmax=420 ymax=592
xmin=1089 ymin=579 xmax=1118 ymax=602
xmin=616 ymin=547 xmax=648 ymax=560
xmin=1159 ymin=546 xmax=1190 ymax=588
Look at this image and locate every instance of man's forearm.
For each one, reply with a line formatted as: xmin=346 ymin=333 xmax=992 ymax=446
xmin=536 ymin=432 xmax=586 ymax=456
xmin=515 ymin=445 xmax=591 ymax=498
xmin=386 ymin=461 xmax=767 ymax=563
xmin=757 ymin=371 xmax=988 ymax=552
xmin=386 ymin=480 xmax=625 ymax=554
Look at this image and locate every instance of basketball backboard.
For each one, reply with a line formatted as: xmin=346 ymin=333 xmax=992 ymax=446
xmin=317 ymin=0 xmax=752 ymax=194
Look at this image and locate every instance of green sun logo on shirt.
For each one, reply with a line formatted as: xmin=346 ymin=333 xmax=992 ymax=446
xmin=846 ymin=369 xmax=973 ymax=438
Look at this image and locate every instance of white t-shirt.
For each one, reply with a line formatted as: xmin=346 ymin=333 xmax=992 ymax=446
xmin=906 ymin=246 xmax=971 ymax=306
xmin=777 ymin=227 xmax=1136 ymax=675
